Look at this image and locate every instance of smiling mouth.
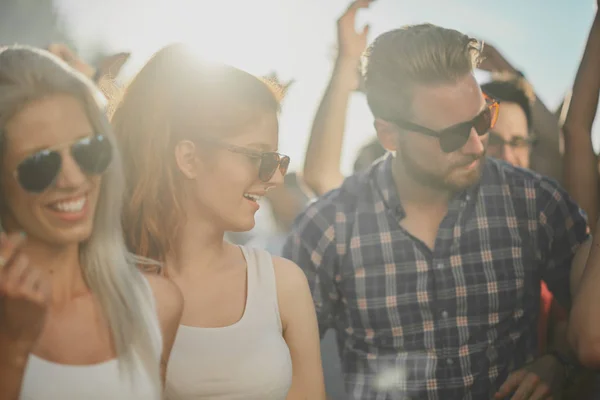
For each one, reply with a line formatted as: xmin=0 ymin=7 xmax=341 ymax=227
xmin=243 ymin=193 xmax=262 ymax=202
xmin=48 ymin=195 xmax=87 ymax=212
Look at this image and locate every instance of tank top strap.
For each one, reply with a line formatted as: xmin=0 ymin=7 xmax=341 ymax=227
xmin=239 ymin=246 xmax=283 ymax=333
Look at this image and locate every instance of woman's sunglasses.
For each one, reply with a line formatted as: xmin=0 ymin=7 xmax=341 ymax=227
xmin=14 ymin=134 xmax=113 ymax=193
xmin=389 ymin=96 xmax=500 ymax=153
xmin=201 ymin=139 xmax=290 ymax=182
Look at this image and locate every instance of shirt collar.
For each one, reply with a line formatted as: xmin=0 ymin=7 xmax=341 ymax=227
xmin=373 ymin=154 xmax=482 ymax=218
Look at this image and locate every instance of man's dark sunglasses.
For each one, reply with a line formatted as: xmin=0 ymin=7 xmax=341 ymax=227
xmin=488 ymin=131 xmax=537 ymax=149
xmin=14 ymin=134 xmax=113 ymax=193
xmin=201 ymin=139 xmax=290 ymax=182
xmin=388 ymin=96 xmax=500 ymax=153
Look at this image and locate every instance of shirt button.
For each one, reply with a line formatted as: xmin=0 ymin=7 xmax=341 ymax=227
xmin=441 ymin=310 xmax=449 ymax=318
xmin=446 ymin=358 xmax=454 ymax=365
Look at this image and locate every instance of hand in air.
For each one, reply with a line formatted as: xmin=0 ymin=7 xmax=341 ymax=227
xmin=337 ymin=0 xmax=373 ymax=62
xmin=47 ymin=43 xmax=130 ymax=83
xmin=479 ymin=43 xmax=516 ymax=74
xmin=47 ymin=43 xmax=97 ymax=79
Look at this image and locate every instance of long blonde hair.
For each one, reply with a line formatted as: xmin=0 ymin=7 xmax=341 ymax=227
xmin=0 ymin=45 xmax=160 ymax=388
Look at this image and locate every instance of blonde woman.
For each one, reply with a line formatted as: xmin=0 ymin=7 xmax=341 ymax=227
xmin=0 ymin=45 xmax=183 ymax=399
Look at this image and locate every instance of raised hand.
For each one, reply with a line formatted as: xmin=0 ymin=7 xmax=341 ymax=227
xmin=337 ymin=0 xmax=373 ymax=62
xmin=479 ymin=43 xmax=517 ymax=74
xmin=0 ymin=233 xmax=50 ymax=349
xmin=47 ymin=43 xmax=130 ymax=83
xmin=47 ymin=43 xmax=97 ymax=79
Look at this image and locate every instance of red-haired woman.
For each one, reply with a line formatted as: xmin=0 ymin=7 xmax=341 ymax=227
xmin=113 ymin=44 xmax=326 ymax=400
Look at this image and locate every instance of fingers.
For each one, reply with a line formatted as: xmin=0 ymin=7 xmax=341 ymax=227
xmin=362 ymin=24 xmax=371 ymax=37
xmin=98 ymin=52 xmax=131 ymax=78
xmin=529 ymin=383 xmax=552 ymax=400
xmin=47 ymin=43 xmax=75 ymax=63
xmin=495 ymin=369 xmax=527 ymax=398
xmin=22 ymin=267 xmax=49 ymax=304
xmin=0 ymin=253 xmax=49 ymax=305
xmin=510 ymin=373 xmax=541 ymax=400
xmin=0 ymin=232 xmax=27 ymax=270
xmin=341 ymin=0 xmax=372 ymax=21
xmin=2 ymin=254 xmax=29 ymax=291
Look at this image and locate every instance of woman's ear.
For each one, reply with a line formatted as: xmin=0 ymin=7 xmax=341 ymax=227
xmin=174 ymin=140 xmax=198 ymax=179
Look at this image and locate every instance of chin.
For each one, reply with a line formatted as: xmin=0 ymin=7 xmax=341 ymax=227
xmin=225 ymin=216 xmax=257 ymax=233
xmin=42 ymin=225 xmax=94 ymax=247
xmin=33 ymin=213 xmax=95 ymax=245
xmin=447 ymin=168 xmax=482 ymax=191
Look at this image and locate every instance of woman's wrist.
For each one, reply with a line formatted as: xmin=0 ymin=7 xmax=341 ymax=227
xmin=0 ymin=332 xmax=34 ymax=367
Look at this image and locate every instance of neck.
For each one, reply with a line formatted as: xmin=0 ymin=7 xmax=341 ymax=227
xmin=166 ymin=213 xmax=227 ymax=277
xmin=392 ymin=156 xmax=453 ymax=208
xmin=19 ymin=237 xmax=87 ymax=305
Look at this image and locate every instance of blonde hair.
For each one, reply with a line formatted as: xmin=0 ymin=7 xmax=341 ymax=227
xmin=0 ymin=45 xmax=160 ymax=388
xmin=364 ymin=23 xmax=483 ymax=120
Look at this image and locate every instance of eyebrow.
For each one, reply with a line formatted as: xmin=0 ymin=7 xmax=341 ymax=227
xmin=244 ymin=142 xmax=275 ymax=152
xmin=489 ymin=131 xmax=528 ymax=137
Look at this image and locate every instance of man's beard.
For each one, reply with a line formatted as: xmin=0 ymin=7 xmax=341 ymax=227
xmin=397 ymin=145 xmax=484 ymax=192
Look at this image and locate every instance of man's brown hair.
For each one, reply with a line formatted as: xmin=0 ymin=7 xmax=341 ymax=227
xmin=364 ymin=24 xmax=483 ymax=121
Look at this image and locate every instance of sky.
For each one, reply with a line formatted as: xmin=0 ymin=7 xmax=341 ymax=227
xmin=56 ymin=0 xmax=598 ymax=175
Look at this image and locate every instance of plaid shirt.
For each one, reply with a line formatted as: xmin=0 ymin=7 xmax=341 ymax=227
xmin=283 ymin=155 xmax=588 ymax=400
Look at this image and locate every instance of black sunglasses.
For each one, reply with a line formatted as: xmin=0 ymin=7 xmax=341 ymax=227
xmin=201 ymin=139 xmax=290 ymax=182
xmin=14 ymin=134 xmax=113 ymax=193
xmin=389 ymin=97 xmax=500 ymax=153
xmin=488 ymin=131 xmax=537 ymax=149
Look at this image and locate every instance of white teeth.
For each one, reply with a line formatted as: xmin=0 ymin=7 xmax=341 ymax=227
xmin=52 ymin=197 xmax=86 ymax=212
xmin=243 ymin=193 xmax=261 ymax=202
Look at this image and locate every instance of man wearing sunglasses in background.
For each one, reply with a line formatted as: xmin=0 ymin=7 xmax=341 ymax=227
xmin=283 ymin=24 xmax=590 ymax=400
xmin=482 ymin=77 xmax=569 ymax=354
xmin=482 ymin=78 xmax=537 ymax=169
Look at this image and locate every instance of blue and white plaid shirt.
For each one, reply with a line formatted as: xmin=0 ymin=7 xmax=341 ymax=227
xmin=283 ymin=155 xmax=588 ymax=400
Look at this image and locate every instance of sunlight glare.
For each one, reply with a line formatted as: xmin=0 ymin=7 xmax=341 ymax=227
xmin=168 ymin=0 xmax=283 ymax=76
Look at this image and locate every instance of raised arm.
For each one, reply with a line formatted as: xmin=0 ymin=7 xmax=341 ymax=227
xmin=562 ymin=7 xmax=600 ymax=229
xmin=47 ymin=44 xmax=130 ymax=84
xmin=0 ymin=233 xmax=50 ymax=400
xmin=479 ymin=43 xmax=563 ymax=182
xmin=569 ymin=226 xmax=600 ymax=367
xmin=303 ymin=0 xmax=372 ymax=196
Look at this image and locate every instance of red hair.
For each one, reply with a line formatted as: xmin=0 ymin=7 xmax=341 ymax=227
xmin=112 ymin=44 xmax=279 ymax=264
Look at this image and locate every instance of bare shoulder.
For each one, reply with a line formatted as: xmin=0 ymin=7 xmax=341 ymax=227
xmin=272 ymin=256 xmax=310 ymax=294
xmin=272 ymin=256 xmax=314 ymax=331
xmin=143 ymin=273 xmax=184 ymax=324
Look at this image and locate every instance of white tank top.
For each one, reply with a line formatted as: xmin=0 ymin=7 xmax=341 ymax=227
xmin=165 ymin=246 xmax=293 ymax=400
xmin=19 ymin=279 xmax=163 ymax=400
